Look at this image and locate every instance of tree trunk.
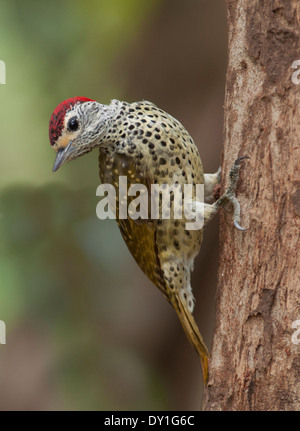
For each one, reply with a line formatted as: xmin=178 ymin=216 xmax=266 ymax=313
xmin=202 ymin=0 xmax=300 ymax=411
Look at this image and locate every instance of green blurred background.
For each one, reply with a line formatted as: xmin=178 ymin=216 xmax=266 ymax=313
xmin=0 ymin=0 xmax=227 ymax=410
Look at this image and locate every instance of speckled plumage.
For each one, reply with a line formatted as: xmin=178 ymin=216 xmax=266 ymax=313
xmin=49 ymin=98 xmax=246 ymax=384
xmin=97 ymin=101 xmax=203 ymax=309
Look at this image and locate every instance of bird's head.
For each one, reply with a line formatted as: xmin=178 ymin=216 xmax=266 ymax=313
xmin=49 ymin=97 xmax=114 ymax=172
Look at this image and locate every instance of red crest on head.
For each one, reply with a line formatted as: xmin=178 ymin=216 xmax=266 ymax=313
xmin=49 ymin=97 xmax=94 ymax=146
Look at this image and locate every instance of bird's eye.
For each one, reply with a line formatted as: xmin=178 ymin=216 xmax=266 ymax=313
xmin=67 ymin=117 xmax=79 ymax=131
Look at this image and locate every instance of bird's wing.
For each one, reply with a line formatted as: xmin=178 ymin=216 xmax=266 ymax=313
xmin=98 ymin=148 xmax=168 ymax=295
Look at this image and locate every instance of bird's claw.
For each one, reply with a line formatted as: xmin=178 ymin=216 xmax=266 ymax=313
xmin=234 ymin=155 xmax=250 ymax=166
xmin=234 ymin=219 xmax=247 ymax=231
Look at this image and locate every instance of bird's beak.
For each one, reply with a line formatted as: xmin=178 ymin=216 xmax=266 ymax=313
xmin=53 ymin=141 xmax=74 ymax=172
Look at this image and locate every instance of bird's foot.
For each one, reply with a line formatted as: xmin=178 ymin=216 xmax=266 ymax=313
xmin=215 ymin=156 xmax=249 ymax=231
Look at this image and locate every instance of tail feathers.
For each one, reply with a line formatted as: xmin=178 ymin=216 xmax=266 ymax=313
xmin=174 ymin=296 xmax=210 ymax=385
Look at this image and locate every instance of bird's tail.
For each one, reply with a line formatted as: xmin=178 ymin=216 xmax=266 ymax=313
xmin=173 ymin=295 xmax=209 ymax=384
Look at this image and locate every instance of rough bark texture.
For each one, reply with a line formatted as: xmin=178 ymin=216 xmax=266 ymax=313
xmin=202 ymin=0 xmax=300 ymax=410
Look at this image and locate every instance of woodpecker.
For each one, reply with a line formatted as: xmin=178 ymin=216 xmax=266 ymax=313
xmin=49 ymin=97 xmax=247 ymax=384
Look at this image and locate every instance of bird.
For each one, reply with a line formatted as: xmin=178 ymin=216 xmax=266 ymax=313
xmin=49 ymin=97 xmax=247 ymax=384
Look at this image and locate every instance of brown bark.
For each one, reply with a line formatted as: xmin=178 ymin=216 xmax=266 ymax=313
xmin=202 ymin=0 xmax=300 ymax=410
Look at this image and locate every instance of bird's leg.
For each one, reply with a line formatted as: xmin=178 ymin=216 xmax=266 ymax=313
xmin=203 ymin=156 xmax=248 ymax=230
xmin=204 ymin=167 xmax=221 ymax=203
